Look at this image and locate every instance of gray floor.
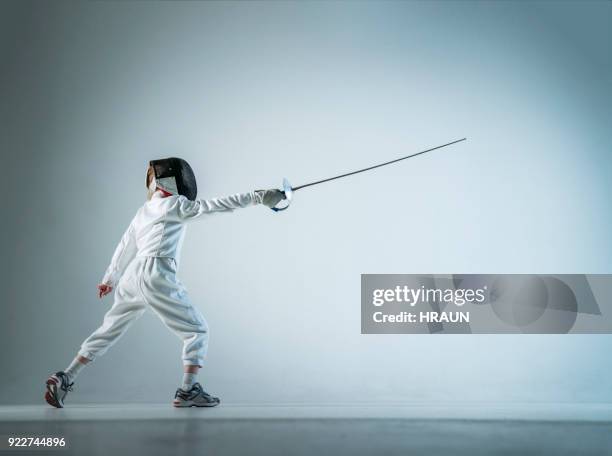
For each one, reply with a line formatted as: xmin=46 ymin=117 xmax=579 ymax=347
xmin=1 ymin=406 xmax=611 ymax=455
xmin=2 ymin=418 xmax=612 ymax=456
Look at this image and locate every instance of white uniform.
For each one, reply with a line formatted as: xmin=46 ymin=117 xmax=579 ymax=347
xmin=79 ymin=190 xmax=263 ymax=366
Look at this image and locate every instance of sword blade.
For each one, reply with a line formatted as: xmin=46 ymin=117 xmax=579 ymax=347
xmin=292 ymin=137 xmax=466 ymax=192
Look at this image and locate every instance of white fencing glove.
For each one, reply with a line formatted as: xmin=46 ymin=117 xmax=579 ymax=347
xmin=256 ymin=189 xmax=286 ymax=208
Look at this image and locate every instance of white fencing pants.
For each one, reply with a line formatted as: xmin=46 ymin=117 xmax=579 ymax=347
xmin=79 ymin=257 xmax=208 ymax=366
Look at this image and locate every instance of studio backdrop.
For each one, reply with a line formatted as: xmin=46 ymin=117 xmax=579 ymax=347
xmin=1 ymin=0 xmax=611 ymax=405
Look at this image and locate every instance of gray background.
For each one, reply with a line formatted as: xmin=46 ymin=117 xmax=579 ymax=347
xmin=1 ymin=1 xmax=611 ymax=405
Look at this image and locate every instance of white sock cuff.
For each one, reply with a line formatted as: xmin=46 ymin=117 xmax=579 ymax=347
xmin=182 ymin=372 xmax=197 ymax=390
xmin=65 ymin=358 xmax=86 ymax=381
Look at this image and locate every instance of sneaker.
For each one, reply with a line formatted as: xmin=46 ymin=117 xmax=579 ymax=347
xmin=45 ymin=372 xmax=73 ymax=408
xmin=173 ymin=382 xmax=220 ymax=408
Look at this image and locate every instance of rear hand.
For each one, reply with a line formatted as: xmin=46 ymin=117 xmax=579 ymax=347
xmin=97 ymin=283 xmax=113 ymax=298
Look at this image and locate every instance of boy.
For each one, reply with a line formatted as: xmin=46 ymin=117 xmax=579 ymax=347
xmin=45 ymin=158 xmax=284 ymax=408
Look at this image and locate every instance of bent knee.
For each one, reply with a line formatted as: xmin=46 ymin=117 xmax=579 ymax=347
xmin=194 ymin=321 xmax=208 ymax=335
xmin=192 ymin=312 xmax=208 ymax=333
xmin=186 ymin=319 xmax=208 ymax=338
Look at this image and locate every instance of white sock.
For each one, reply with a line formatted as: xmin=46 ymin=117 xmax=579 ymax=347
xmin=182 ymin=372 xmax=197 ymax=390
xmin=64 ymin=358 xmax=86 ymax=382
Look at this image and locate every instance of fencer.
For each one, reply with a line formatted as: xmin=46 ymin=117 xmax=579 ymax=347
xmin=45 ymin=158 xmax=285 ymax=408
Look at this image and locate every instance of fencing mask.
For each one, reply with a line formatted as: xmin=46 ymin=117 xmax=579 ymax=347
xmin=148 ymin=157 xmax=198 ymax=200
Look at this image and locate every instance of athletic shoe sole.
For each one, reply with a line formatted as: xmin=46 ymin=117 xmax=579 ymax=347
xmin=45 ymin=377 xmax=63 ymax=408
xmin=173 ymin=400 xmax=220 ymax=408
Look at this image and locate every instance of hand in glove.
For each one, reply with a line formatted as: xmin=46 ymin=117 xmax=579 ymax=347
xmin=256 ymin=189 xmax=286 ymax=208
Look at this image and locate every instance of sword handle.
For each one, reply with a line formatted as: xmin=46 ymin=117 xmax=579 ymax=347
xmin=271 ymin=203 xmax=289 ymax=212
xmin=270 ymin=178 xmax=293 ymax=212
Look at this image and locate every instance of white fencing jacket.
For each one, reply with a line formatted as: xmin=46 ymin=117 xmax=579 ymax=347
xmin=102 ymin=190 xmax=263 ymax=287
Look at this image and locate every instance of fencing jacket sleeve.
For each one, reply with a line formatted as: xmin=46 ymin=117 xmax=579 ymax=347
xmin=176 ymin=191 xmax=263 ymax=219
xmin=101 ymin=213 xmax=139 ymax=287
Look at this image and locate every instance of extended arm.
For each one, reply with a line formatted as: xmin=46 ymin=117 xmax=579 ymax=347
xmin=177 ymin=189 xmax=285 ymax=219
xmin=177 ymin=191 xmax=263 ymax=219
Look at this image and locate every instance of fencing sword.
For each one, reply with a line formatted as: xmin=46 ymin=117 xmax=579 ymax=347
xmin=271 ymin=137 xmax=467 ymax=212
